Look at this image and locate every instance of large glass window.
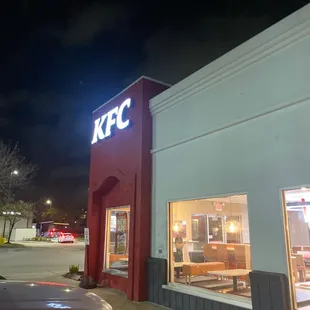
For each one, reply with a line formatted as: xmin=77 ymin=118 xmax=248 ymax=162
xmin=283 ymin=188 xmax=310 ymax=309
xmin=104 ymin=206 xmax=130 ymax=277
xmin=169 ymin=194 xmax=251 ymax=301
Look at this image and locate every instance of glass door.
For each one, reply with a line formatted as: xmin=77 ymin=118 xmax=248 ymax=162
xmin=191 ymin=219 xmax=199 ymax=239
xmin=104 ymin=206 xmax=130 ymax=278
xmin=207 ymin=215 xmax=224 ymax=243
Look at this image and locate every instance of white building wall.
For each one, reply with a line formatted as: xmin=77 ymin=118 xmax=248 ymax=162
xmin=150 ymin=4 xmax=310 ymax=275
xmin=0 ymin=216 xmax=33 ymax=238
xmin=10 ymin=228 xmax=36 ymax=241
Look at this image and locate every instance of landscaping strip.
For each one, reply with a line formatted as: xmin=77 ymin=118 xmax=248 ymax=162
xmin=0 ymin=243 xmax=26 ymax=248
xmin=63 ymin=271 xmax=84 ymax=281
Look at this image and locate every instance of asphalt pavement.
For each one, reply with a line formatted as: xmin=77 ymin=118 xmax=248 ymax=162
xmin=0 ymin=241 xmax=166 ymax=310
xmin=0 ymin=241 xmax=85 ymax=282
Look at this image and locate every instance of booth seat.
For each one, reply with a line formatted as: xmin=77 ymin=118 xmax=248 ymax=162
xmin=203 ymin=243 xmax=252 ymax=270
xmin=109 ymin=254 xmax=128 ymax=263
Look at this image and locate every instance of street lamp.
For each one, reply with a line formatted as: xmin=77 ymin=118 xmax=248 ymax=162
xmin=9 ymin=170 xmax=19 ymax=198
xmin=37 ymin=199 xmax=52 ymax=237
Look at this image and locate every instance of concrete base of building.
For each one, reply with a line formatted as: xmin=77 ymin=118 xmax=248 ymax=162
xmin=250 ymin=270 xmax=290 ymax=310
xmin=148 ymin=257 xmax=291 ymax=310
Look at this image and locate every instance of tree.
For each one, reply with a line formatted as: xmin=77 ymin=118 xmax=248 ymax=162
xmin=0 ymin=141 xmax=36 ymax=203
xmin=2 ymin=201 xmax=35 ymax=243
xmin=0 ymin=141 xmax=37 ymax=237
xmin=40 ymin=206 xmax=58 ymax=222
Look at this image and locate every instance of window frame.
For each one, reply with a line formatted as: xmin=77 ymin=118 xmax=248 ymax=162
xmin=166 ymin=192 xmax=252 ymax=307
xmin=103 ymin=205 xmax=130 ymax=277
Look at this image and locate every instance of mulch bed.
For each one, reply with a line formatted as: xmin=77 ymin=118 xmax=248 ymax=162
xmin=62 ymin=271 xmax=84 ymax=281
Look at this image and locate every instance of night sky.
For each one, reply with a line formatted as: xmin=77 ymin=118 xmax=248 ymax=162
xmin=0 ymin=0 xmax=308 ymax=215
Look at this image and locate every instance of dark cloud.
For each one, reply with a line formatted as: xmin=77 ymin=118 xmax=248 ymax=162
xmin=0 ymin=89 xmax=91 ymax=185
xmin=8 ymin=89 xmax=31 ymax=105
xmin=0 ymin=117 xmax=9 ymax=127
xmin=0 ymin=96 xmax=7 ymax=107
xmin=50 ymin=165 xmax=89 ymax=179
xmin=130 ymin=16 xmax=274 ymax=85
xmin=53 ymin=2 xmax=132 ymax=47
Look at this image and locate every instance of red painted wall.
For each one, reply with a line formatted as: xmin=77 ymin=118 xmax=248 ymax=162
xmin=86 ymin=77 xmax=168 ymax=301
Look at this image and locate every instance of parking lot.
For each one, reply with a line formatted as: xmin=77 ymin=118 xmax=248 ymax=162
xmin=0 ymin=241 xmax=85 ymax=282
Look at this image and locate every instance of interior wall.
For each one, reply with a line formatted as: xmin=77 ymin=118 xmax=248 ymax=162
xmin=171 ymin=199 xmax=250 ymax=243
xmin=288 ymin=211 xmax=310 ymax=246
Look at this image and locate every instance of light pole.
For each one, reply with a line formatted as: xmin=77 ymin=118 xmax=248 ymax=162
xmin=38 ymin=199 xmax=52 ymax=237
xmin=3 ymin=170 xmax=19 ymax=237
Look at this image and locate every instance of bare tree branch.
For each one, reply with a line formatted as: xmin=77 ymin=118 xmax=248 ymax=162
xmin=0 ymin=141 xmax=37 ymax=203
xmin=1 ymin=201 xmax=35 ymax=243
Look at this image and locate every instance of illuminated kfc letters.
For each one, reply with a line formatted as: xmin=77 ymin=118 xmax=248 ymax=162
xmin=91 ymin=98 xmax=132 ymax=144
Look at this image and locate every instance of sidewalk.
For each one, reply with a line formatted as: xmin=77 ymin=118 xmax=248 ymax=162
xmin=91 ymin=287 xmax=168 ymax=310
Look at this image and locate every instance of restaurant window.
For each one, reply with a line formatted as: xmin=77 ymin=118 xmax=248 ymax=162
xmin=104 ymin=206 xmax=130 ymax=277
xmin=282 ymin=188 xmax=310 ymax=309
xmin=169 ymin=194 xmax=252 ymax=301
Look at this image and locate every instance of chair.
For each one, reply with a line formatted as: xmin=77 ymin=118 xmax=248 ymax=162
xmin=293 ymin=246 xmax=303 ymax=253
xmin=203 ymin=244 xmax=218 ymax=262
xmin=291 ymin=256 xmax=298 ymax=283
xmin=234 ymin=245 xmax=246 ymax=269
xmin=295 ymin=254 xmax=307 ymax=282
xmin=217 ymin=244 xmax=230 ymax=269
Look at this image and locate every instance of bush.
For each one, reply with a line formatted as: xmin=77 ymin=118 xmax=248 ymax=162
xmin=69 ymin=265 xmax=79 ymax=274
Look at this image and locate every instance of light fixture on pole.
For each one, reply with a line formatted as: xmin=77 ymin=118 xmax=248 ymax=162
xmin=46 ymin=199 xmax=52 ymax=208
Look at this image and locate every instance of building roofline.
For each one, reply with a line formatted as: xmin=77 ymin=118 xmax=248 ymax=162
xmin=150 ymin=3 xmax=310 ymax=115
xmin=93 ymin=76 xmax=171 ymax=113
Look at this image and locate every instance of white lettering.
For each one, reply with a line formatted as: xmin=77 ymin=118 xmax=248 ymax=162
xmin=105 ymin=107 xmax=119 ymax=138
xmin=91 ymin=98 xmax=132 ymax=144
xmin=117 ymin=98 xmax=131 ymax=129
xmin=91 ymin=114 xmax=108 ymax=144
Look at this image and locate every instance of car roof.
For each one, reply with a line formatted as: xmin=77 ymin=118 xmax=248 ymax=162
xmin=0 ymin=281 xmax=112 ymax=309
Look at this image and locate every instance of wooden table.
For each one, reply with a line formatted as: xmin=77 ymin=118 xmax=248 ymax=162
xmin=183 ymin=262 xmax=226 ymax=285
xmin=208 ymin=269 xmax=251 ymax=291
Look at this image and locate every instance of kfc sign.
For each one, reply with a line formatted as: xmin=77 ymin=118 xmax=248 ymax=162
xmin=91 ymin=98 xmax=132 ymax=144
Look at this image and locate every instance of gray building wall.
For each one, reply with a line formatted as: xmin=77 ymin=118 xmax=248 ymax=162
xmin=150 ymin=4 xmax=310 ymax=308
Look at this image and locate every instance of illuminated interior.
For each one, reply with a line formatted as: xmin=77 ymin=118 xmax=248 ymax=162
xmin=169 ymin=195 xmax=252 ymax=301
xmin=284 ymin=188 xmax=310 ymax=309
xmin=104 ymin=206 xmax=130 ymax=278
